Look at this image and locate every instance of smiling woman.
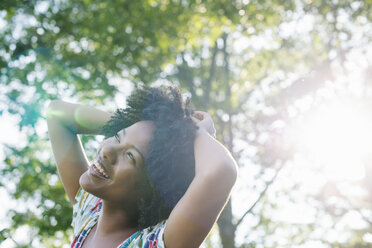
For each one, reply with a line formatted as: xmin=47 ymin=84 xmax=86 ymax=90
xmin=46 ymin=85 xmax=238 ymax=248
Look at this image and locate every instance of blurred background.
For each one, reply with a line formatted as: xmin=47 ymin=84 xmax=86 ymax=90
xmin=0 ymin=0 xmax=371 ymax=247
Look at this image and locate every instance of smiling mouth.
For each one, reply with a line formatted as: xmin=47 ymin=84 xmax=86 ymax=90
xmin=90 ymin=160 xmax=109 ymax=179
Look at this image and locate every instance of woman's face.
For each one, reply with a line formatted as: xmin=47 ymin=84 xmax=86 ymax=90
xmin=79 ymin=121 xmax=155 ymax=205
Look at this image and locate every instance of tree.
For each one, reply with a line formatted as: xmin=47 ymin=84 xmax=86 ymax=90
xmin=1 ymin=0 xmax=371 ymax=247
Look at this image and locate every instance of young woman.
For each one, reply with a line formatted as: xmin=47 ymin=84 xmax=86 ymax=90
xmin=47 ymin=86 xmax=238 ymax=248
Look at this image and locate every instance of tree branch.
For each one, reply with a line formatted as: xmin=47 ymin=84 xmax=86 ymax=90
xmin=234 ymin=164 xmax=285 ymax=227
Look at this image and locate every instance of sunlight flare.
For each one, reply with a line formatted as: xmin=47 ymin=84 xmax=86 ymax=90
xmin=295 ymin=102 xmax=372 ymax=181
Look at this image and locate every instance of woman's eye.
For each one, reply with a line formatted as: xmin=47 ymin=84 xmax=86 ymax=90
xmin=114 ymin=134 xmax=120 ymax=143
xmin=127 ymin=152 xmax=136 ymax=165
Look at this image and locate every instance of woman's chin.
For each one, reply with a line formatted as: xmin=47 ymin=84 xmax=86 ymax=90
xmin=79 ymin=170 xmax=105 ymax=194
xmin=79 ymin=171 xmax=91 ymax=191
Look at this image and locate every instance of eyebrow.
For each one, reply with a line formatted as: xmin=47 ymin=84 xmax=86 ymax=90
xmin=121 ymin=129 xmax=145 ymax=165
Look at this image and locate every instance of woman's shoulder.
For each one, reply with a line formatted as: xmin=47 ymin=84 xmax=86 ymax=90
xmin=73 ymin=187 xmax=102 ymax=212
xmin=71 ymin=187 xmax=102 ymax=236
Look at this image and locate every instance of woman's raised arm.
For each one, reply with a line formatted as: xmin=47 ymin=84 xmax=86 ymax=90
xmin=164 ymin=111 xmax=238 ymax=248
xmin=46 ymin=100 xmax=111 ymax=205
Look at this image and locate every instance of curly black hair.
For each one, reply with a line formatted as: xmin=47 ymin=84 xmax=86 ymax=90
xmin=100 ymin=85 xmax=198 ymax=229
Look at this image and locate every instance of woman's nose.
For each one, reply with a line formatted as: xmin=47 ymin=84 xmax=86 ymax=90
xmin=100 ymin=140 xmax=118 ymax=165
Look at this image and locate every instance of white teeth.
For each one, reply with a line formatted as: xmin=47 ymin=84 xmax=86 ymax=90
xmin=93 ymin=160 xmax=108 ymax=178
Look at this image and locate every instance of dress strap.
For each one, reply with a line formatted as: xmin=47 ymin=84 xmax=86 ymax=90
xmin=116 ymin=231 xmax=141 ymax=248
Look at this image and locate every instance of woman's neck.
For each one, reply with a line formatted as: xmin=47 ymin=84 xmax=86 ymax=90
xmin=95 ymin=200 xmax=139 ymax=236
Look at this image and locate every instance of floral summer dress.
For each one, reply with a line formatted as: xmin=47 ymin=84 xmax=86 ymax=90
xmin=71 ymin=188 xmax=167 ymax=248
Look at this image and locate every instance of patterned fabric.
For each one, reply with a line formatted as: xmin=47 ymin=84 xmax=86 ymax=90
xmin=71 ymin=187 xmax=166 ymax=248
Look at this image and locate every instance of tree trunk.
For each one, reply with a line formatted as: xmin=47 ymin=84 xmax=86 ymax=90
xmin=217 ymin=199 xmax=236 ymax=248
xmin=217 ymin=32 xmax=236 ymax=248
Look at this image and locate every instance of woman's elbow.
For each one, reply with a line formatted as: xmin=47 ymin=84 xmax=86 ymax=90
xmin=46 ymin=100 xmax=62 ymax=120
xmin=225 ymin=159 xmax=238 ymax=186
xmin=214 ymin=158 xmax=238 ymax=189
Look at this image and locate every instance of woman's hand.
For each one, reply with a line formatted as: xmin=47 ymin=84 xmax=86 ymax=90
xmin=191 ymin=111 xmax=216 ymax=138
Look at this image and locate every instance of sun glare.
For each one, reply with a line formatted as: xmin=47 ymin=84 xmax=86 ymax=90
xmin=295 ymin=102 xmax=372 ymax=181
